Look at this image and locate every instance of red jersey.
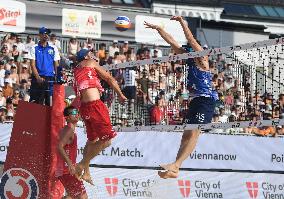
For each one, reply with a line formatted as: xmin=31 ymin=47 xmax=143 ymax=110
xmin=73 ymin=66 xmax=104 ymax=97
xmin=56 ymin=132 xmax=78 ymax=177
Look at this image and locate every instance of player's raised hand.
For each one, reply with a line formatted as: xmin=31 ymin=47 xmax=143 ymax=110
xmin=144 ymin=21 xmax=161 ymax=30
xmin=170 ymin=16 xmax=183 ymax=22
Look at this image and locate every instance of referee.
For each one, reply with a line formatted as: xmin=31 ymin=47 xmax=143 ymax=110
xmin=29 ymin=27 xmax=60 ymax=106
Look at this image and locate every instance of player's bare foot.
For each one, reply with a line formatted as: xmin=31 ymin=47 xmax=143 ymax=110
xmin=75 ymin=163 xmax=85 ymax=180
xmin=160 ymin=163 xmax=179 ymax=173
xmin=158 ymin=170 xmax=179 ymax=179
xmin=82 ymin=172 xmax=94 ymax=185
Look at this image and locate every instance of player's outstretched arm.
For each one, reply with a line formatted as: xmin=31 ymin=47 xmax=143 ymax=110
xmin=144 ymin=21 xmax=186 ymax=54
xmin=171 ymin=16 xmax=209 ymax=70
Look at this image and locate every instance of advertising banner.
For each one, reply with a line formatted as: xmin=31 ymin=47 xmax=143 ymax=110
xmin=135 ymin=15 xmax=187 ymax=46
xmin=0 ymin=101 xmax=51 ymax=198
xmin=0 ymin=0 xmax=26 ymax=32
xmin=1 ymin=127 xmax=283 ymax=172
xmin=62 ymin=8 xmax=101 ymax=38
xmin=83 ymin=167 xmax=284 ymax=199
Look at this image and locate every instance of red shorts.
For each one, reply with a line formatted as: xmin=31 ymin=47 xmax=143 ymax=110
xmin=58 ymin=174 xmax=86 ymax=197
xmin=80 ymin=100 xmax=117 ymax=141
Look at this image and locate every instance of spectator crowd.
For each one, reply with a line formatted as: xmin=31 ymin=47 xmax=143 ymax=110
xmin=0 ymin=31 xmax=283 ymax=136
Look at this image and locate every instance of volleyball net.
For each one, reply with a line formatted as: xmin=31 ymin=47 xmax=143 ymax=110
xmin=82 ymin=37 xmax=284 ymax=136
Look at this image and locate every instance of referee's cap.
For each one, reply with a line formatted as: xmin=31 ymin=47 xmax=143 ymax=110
xmin=39 ymin=27 xmax=51 ymax=35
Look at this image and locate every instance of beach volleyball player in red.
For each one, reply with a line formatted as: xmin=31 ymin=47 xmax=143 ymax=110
xmin=56 ymin=106 xmax=87 ymax=199
xmin=72 ymin=49 xmax=127 ymax=183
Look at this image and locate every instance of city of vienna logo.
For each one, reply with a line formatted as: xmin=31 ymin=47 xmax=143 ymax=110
xmin=105 ymin=178 xmax=118 ymax=197
xmin=246 ymin=182 xmax=258 ymax=199
xmin=178 ymin=180 xmax=191 ymax=198
xmin=0 ymin=168 xmax=39 ymax=199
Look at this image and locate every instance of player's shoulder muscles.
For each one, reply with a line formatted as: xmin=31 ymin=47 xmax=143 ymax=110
xmin=59 ymin=126 xmax=74 ymax=144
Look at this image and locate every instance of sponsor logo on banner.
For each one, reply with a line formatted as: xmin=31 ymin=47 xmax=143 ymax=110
xmin=178 ymin=180 xmax=191 ymax=198
xmin=0 ymin=0 xmax=26 ymax=32
xmin=105 ymin=178 xmax=118 ymax=197
xmin=246 ymin=182 xmax=258 ymax=199
xmin=0 ymin=168 xmax=39 ymax=199
xmin=62 ymin=8 xmax=101 ymax=38
xmin=246 ymin=181 xmax=284 ymax=199
xmin=178 ymin=179 xmax=223 ymax=198
xmin=104 ymin=177 xmax=155 ymax=197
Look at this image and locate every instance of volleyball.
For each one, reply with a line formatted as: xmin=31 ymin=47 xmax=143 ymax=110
xmin=114 ymin=16 xmax=131 ymax=31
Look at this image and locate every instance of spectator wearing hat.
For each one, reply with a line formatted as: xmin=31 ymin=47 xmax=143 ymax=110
xmin=10 ymin=64 xmax=19 ymax=87
xmin=4 ymin=70 xmax=12 ymax=87
xmin=148 ymin=80 xmax=159 ymax=105
xmin=0 ymin=61 xmax=5 ymax=87
xmin=49 ymin=34 xmax=61 ymax=52
xmin=122 ymin=41 xmax=129 ymax=54
xmin=19 ymin=64 xmax=30 ymax=84
xmin=18 ymin=79 xmax=29 ymax=100
xmin=19 ymin=52 xmax=31 ymax=73
xmin=3 ymin=79 xmax=13 ymax=98
xmin=150 ymin=44 xmax=162 ymax=58
xmin=24 ymin=35 xmax=35 ymax=54
xmin=67 ymin=37 xmax=80 ymax=59
xmin=5 ymin=57 xmax=15 ymax=71
xmin=29 ymin=27 xmax=60 ymax=106
xmin=109 ymin=40 xmax=119 ymax=57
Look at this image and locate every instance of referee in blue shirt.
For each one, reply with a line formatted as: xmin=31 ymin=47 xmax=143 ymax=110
xmin=29 ymin=27 xmax=60 ymax=106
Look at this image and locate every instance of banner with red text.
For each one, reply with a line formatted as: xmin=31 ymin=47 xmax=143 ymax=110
xmin=0 ymin=0 xmax=26 ymax=32
xmin=62 ymin=8 xmax=101 ymax=38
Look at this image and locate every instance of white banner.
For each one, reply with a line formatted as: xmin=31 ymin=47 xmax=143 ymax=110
xmin=62 ymin=8 xmax=101 ymax=38
xmin=135 ymin=15 xmax=187 ymax=46
xmin=1 ymin=124 xmax=283 ymax=171
xmin=0 ymin=0 xmax=26 ymax=32
xmin=83 ymin=168 xmax=284 ymax=199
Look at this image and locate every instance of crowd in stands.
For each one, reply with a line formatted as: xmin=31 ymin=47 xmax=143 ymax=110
xmin=0 ymin=32 xmax=283 ymax=136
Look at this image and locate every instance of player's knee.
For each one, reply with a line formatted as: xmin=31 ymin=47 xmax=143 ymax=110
xmin=183 ymin=130 xmax=200 ymax=140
